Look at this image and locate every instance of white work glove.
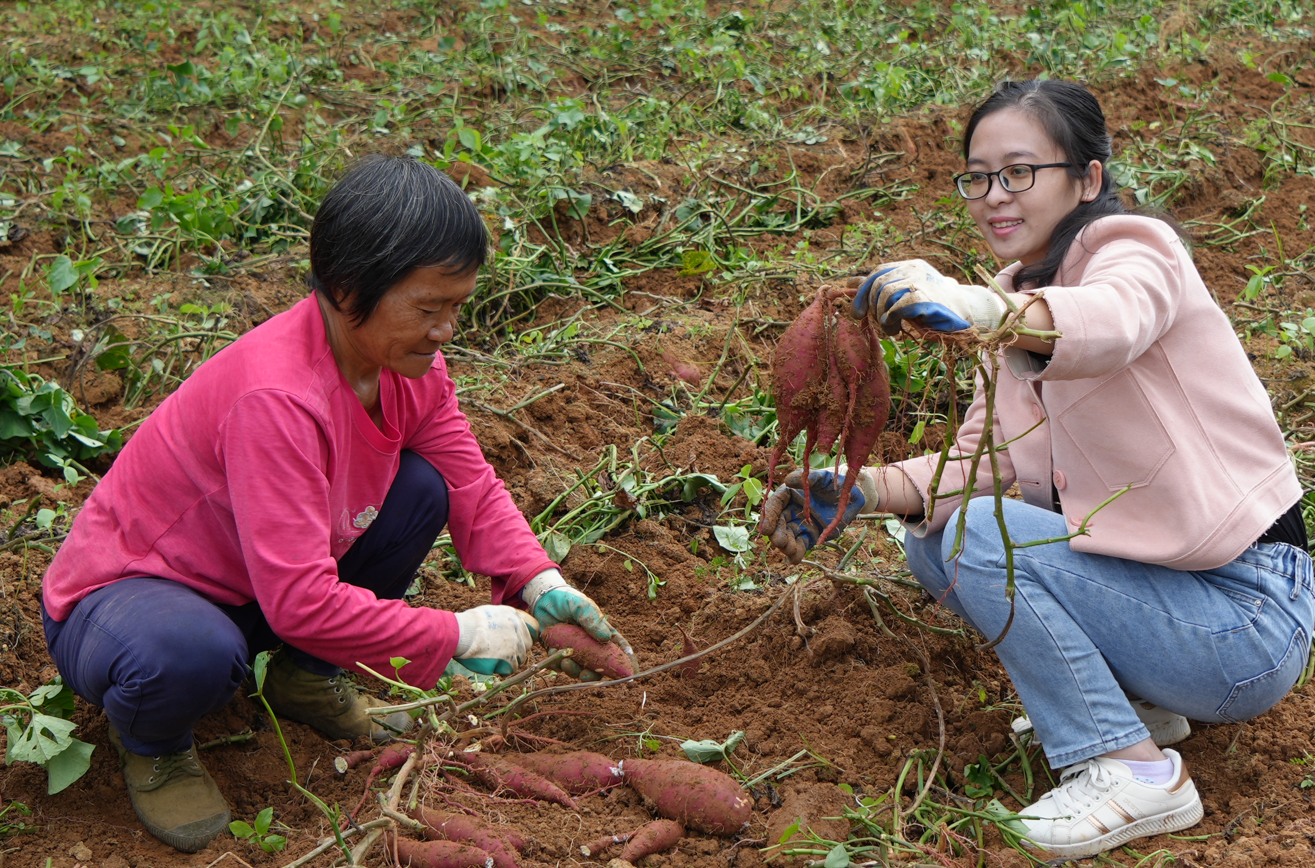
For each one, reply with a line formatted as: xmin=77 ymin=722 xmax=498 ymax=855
xmin=521 ymin=569 xmax=635 ymax=681
xmin=852 ymin=259 xmax=1007 ymax=335
xmin=452 ymin=605 xmax=540 ymax=676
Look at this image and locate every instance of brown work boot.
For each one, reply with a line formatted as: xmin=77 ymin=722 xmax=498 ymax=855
xmin=260 ymin=649 xmax=414 ymax=742
xmin=108 ymin=725 xmax=230 ymax=853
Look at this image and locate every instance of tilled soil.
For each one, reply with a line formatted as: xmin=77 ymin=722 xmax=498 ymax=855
xmin=4 ymin=24 xmax=1315 ymax=868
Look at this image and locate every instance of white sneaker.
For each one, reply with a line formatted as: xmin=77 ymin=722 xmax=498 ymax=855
xmin=1019 ymin=748 xmax=1203 ymax=858
xmin=1011 ymin=699 xmax=1191 ymax=747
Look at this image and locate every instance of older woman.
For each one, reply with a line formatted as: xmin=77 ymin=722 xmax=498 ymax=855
xmin=41 ymin=155 xmax=623 ymax=852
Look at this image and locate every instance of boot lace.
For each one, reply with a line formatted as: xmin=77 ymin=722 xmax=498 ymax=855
xmin=147 ymin=750 xmax=203 ymax=785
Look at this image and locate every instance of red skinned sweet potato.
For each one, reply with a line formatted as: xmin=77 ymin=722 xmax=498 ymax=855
xmin=619 ymin=819 xmax=685 ymax=862
xmin=502 ymin=750 xmax=623 ymax=795
xmin=766 ymin=289 xmax=830 ymax=491
xmin=817 ymin=313 xmax=890 ymax=546
xmin=762 ymin=285 xmax=890 ymax=546
xmin=619 ymin=758 xmax=752 ymax=836
xmin=539 ymin=624 xmax=635 ymax=680
xmin=408 ymin=807 xmax=522 ymax=868
xmin=393 ymin=837 xmax=494 ymax=868
xmin=464 ymin=751 xmax=580 ymax=810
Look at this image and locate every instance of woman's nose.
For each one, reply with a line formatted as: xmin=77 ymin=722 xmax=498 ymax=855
xmin=431 ymin=320 xmax=453 ymax=343
xmin=985 ymin=178 xmax=1014 ymax=206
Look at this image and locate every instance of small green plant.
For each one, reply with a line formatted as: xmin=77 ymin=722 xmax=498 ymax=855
xmin=0 ymin=369 xmax=122 ymax=483
xmin=0 ymin=678 xmax=95 ymax=795
xmin=1275 ymin=311 xmax=1315 ymax=359
xmin=0 ymin=798 xmax=33 ymax=838
xmin=229 ymin=806 xmax=287 ymax=853
xmin=719 ymin=464 xmax=765 ymax=520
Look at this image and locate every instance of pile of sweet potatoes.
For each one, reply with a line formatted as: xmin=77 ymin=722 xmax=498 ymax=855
xmin=765 ymin=283 xmax=890 ymax=544
xmin=383 ymin=749 xmax=752 ymax=866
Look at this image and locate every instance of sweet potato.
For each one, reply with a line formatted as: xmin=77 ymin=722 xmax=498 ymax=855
xmin=408 ymin=807 xmax=522 ymax=868
xmin=502 ymin=750 xmax=623 ymax=795
xmin=619 ymin=819 xmax=684 ymax=863
xmin=539 ymin=624 xmax=635 ymax=680
xmin=394 ymin=837 xmax=494 ymax=868
xmin=817 ymin=313 xmax=890 ymax=545
xmin=766 ymin=288 xmax=830 ymax=491
xmin=619 ymin=758 xmax=753 ymax=836
xmin=465 ymin=751 xmax=580 ymax=810
xmin=762 ymin=285 xmax=890 ymax=546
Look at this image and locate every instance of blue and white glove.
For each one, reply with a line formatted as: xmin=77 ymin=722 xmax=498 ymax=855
xmin=758 ymin=468 xmax=875 ymax=564
xmin=452 ymin=605 xmax=540 ymax=676
xmin=521 ymin=570 xmax=635 ymax=681
xmin=852 ymin=259 xmax=1006 ymax=335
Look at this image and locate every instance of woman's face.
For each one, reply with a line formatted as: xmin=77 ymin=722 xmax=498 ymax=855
xmin=336 ymin=266 xmax=476 ymax=380
xmin=964 ymin=107 xmax=1101 ymax=267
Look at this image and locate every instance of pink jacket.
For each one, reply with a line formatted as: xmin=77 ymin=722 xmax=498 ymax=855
xmin=44 ymin=295 xmax=556 ymax=687
xmin=884 ymin=215 xmax=1300 ymax=570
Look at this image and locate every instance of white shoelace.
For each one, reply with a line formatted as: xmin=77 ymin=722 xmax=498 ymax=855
xmin=1043 ymin=760 xmax=1116 ymax=815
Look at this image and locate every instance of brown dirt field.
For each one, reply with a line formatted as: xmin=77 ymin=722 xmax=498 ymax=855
xmin=4 ymin=15 xmax=1315 ymax=868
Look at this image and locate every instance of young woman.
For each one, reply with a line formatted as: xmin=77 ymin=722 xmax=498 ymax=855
xmin=42 ymin=155 xmax=626 ymax=852
xmin=760 ymin=79 xmax=1312 ymax=858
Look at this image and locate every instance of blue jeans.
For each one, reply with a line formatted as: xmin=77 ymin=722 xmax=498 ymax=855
xmin=906 ymin=497 xmax=1315 ymax=768
xmin=43 ymin=451 xmax=449 ymax=756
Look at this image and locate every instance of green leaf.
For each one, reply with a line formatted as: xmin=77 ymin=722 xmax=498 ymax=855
xmin=45 ymin=738 xmax=94 ymax=794
xmin=1276 ymin=345 xmax=1293 ymax=359
xmin=680 ymin=730 xmax=744 ymax=764
xmin=680 ymin=249 xmax=716 ymax=276
xmin=389 ymin=657 xmax=410 ymax=671
xmin=30 ymin=679 xmax=75 ymax=718
xmin=6 ymin=713 xmax=78 ymax=765
xmin=713 ymin=525 xmax=751 ymax=553
xmin=46 ymin=256 xmax=78 ymax=294
xmin=681 ymin=738 xmax=728 ymax=763
xmin=252 ymin=651 xmax=270 ymax=692
xmin=541 ymin=530 xmax=572 ymax=563
xmin=254 ymin=806 xmax=274 ymax=834
xmin=229 ymin=820 xmax=256 ymax=839
xmin=823 ymin=842 xmax=850 ymax=868
xmin=0 ymin=409 xmax=33 ymax=439
xmin=776 ymin=819 xmax=801 ymax=844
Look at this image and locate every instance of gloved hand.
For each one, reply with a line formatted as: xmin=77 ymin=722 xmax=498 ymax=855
xmin=758 ymin=468 xmax=868 ymax=564
xmin=452 ymin=605 xmax=540 ymax=676
xmin=521 ymin=569 xmax=635 ymax=681
xmin=852 ymin=259 xmax=1007 ymax=335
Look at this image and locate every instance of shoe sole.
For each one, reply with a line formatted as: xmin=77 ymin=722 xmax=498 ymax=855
xmin=1010 ymin=715 xmax=1192 ymax=748
xmin=1024 ymin=798 xmax=1205 ymax=859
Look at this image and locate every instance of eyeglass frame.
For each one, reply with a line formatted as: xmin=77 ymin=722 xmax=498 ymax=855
xmin=951 ymin=162 xmax=1073 ymax=200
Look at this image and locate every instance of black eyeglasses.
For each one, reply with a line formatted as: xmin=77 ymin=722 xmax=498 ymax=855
xmin=952 ymin=163 xmax=1072 ymax=200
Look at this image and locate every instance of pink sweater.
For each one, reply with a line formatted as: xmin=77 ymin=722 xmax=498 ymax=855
xmin=885 ymin=215 xmax=1300 ymax=570
xmin=44 ymin=295 xmax=556 ymax=687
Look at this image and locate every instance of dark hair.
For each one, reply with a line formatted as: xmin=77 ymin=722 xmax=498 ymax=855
xmin=309 ymin=154 xmax=488 ymax=324
xmin=962 ymin=80 xmax=1126 ymax=288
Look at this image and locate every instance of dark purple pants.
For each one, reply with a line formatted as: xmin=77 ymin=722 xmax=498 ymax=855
xmin=43 ymin=451 xmax=449 ymax=755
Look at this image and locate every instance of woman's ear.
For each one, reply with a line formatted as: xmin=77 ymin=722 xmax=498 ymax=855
xmin=1079 ymin=160 xmax=1103 ymax=202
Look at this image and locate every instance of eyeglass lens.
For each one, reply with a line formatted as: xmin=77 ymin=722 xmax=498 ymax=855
xmin=957 ymin=165 xmax=1035 ymax=198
